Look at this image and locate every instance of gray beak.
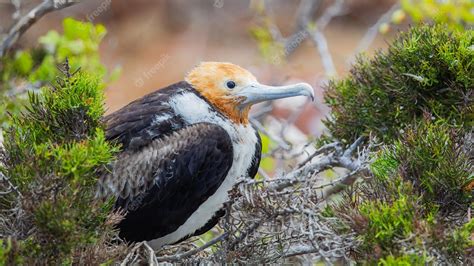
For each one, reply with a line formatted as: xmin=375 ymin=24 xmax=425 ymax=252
xmin=236 ymin=82 xmax=315 ymax=107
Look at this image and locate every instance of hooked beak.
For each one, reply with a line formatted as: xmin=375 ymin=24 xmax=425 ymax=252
xmin=236 ymin=82 xmax=314 ymax=108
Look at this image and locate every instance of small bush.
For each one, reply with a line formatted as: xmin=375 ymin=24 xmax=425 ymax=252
xmin=371 ymin=118 xmax=473 ymax=213
xmin=379 ymin=253 xmax=428 ymax=266
xmin=335 ymin=175 xmax=426 ymax=261
xmin=325 ymin=24 xmax=473 ymax=143
xmin=333 ymin=120 xmax=473 ymax=263
xmin=0 ymin=63 xmax=122 ymax=264
xmin=327 ymin=24 xmax=473 ymax=264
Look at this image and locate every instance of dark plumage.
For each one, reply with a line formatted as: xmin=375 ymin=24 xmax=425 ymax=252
xmin=112 ymin=123 xmax=234 ymax=242
xmin=104 ymin=82 xmax=189 ymax=151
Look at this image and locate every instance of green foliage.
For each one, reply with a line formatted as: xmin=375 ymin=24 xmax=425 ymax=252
xmin=359 ymin=195 xmax=417 ymax=250
xmin=33 ymin=18 xmax=109 ymax=81
xmin=249 ymin=25 xmax=285 ymax=64
xmin=257 ymin=133 xmax=275 ymax=177
xmin=446 ymin=218 xmax=474 ymax=256
xmin=12 ymin=51 xmax=34 ymax=76
xmin=372 ymin=119 xmax=473 ymax=212
xmin=334 ymin=175 xmax=425 ymax=261
xmin=1 ymin=18 xmax=112 ymax=85
xmin=401 ymin=0 xmax=474 ymax=30
xmin=0 ymin=18 xmax=120 ymax=126
xmin=379 ymin=253 xmax=427 ymax=266
xmin=325 ymin=24 xmax=473 ymax=143
xmin=0 ymin=65 xmax=119 ymax=264
xmin=0 ymin=238 xmax=14 ymax=265
xmin=328 ymin=24 xmax=473 ymax=264
xmin=333 ymin=120 xmax=473 ymax=263
xmin=0 ymin=94 xmax=23 ymax=128
xmin=0 ymin=17 xmax=123 ymax=264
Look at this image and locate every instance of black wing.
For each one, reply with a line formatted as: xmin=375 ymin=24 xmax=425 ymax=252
xmin=191 ymin=129 xmax=262 ymax=238
xmin=104 ymin=123 xmax=234 ymax=242
xmin=104 ymin=81 xmax=191 ymax=150
xmin=247 ymin=130 xmax=262 ymax=178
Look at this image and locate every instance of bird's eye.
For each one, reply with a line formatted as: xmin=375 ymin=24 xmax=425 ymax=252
xmin=226 ymin=80 xmax=236 ymax=89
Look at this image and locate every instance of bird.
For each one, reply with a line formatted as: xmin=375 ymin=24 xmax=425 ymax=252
xmin=98 ymin=62 xmax=314 ymax=250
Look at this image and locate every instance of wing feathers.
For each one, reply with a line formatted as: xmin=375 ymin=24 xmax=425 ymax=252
xmin=98 ymin=122 xmax=233 ymax=201
xmin=106 ymin=123 xmax=234 ymax=241
xmin=104 ymin=82 xmax=190 ymax=150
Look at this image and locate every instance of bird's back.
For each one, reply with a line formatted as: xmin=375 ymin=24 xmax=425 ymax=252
xmin=104 ymin=82 xmax=189 ymax=151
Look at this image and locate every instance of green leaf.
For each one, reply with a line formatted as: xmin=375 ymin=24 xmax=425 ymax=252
xmin=13 ymin=51 xmax=33 ymax=75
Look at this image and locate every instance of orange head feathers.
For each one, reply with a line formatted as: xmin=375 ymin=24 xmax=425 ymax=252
xmin=185 ymin=62 xmax=314 ymax=124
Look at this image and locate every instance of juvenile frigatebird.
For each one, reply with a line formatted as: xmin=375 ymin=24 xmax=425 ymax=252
xmin=99 ymin=62 xmax=314 ymax=249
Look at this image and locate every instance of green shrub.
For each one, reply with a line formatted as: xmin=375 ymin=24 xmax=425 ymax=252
xmin=325 ymin=24 xmax=473 ymax=143
xmin=334 ymin=175 xmax=426 ymax=261
xmin=379 ymin=253 xmax=428 ymax=266
xmin=371 ymin=119 xmax=473 ymax=213
xmin=358 ymin=195 xmax=418 ymax=251
xmin=0 ymin=63 xmax=121 ymax=264
xmin=446 ymin=218 xmax=474 ymax=258
xmin=333 ymin=120 xmax=473 ymax=263
xmin=328 ymin=24 xmax=474 ymax=263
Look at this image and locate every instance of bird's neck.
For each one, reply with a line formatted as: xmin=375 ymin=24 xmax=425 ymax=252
xmin=212 ymin=97 xmax=250 ymax=125
xmin=194 ymin=89 xmax=250 ymax=125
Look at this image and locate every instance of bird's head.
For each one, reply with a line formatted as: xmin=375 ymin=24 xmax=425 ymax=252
xmin=185 ymin=62 xmax=314 ymax=124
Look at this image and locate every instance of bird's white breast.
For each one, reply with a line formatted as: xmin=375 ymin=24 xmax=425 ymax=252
xmin=148 ymin=92 xmax=258 ymax=249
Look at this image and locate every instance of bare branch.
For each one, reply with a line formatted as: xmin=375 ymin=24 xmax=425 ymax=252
xmin=296 ymin=0 xmax=322 ymax=30
xmin=144 ymin=242 xmax=159 ymax=265
xmin=0 ymin=0 xmax=80 ymax=57
xmin=0 ymin=152 xmax=21 ymax=197
xmin=156 ymin=233 xmax=229 ymax=262
xmin=297 ymin=142 xmax=339 ymax=168
xmin=308 ymin=0 xmax=346 ymax=76
xmin=284 ymin=0 xmax=322 ymax=55
xmin=10 ymin=0 xmax=22 ymax=21
xmin=215 ymin=171 xmax=357 ymax=263
xmin=349 ymin=3 xmax=400 ymax=63
xmin=319 ymin=169 xmax=364 ymax=200
xmin=269 ymin=136 xmax=366 ymax=191
xmin=269 ymin=151 xmax=335 ymax=191
xmin=315 ymin=0 xmax=346 ymax=29
xmin=119 ymin=242 xmax=144 ymax=266
xmin=251 ymin=118 xmax=291 ymax=150
xmin=310 ymin=30 xmax=337 ymax=76
xmin=339 ymin=136 xmax=365 ymax=169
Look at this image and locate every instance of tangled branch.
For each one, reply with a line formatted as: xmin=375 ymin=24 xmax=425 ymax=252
xmin=268 ymin=136 xmax=366 ymax=191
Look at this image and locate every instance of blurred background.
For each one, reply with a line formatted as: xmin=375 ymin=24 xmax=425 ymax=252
xmin=0 ymin=0 xmax=408 ymax=135
xmin=0 ymin=0 xmax=470 ymax=137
